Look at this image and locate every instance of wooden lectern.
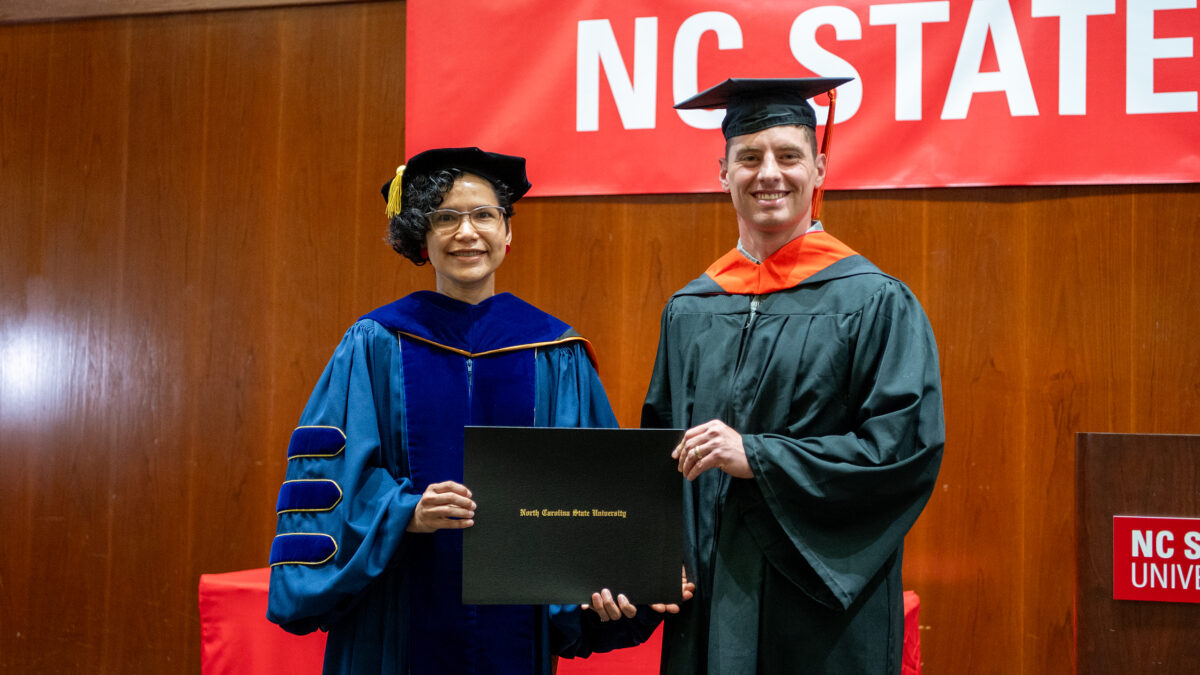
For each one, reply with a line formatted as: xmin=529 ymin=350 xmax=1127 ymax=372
xmin=1076 ymin=433 xmax=1200 ymax=673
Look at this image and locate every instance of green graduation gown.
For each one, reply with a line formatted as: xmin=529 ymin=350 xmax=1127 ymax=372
xmin=641 ymin=231 xmax=944 ymax=674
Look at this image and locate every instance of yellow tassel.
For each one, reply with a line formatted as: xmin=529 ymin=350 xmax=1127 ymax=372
xmin=385 ymin=165 xmax=405 ymax=218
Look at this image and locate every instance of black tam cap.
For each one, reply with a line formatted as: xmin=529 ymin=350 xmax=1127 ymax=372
xmin=674 ymin=77 xmax=852 ymax=140
xmin=381 ymin=147 xmax=532 ymax=217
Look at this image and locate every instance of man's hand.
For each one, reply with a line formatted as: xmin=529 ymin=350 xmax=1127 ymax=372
xmin=405 ymin=481 xmax=476 ymax=533
xmin=650 ymin=565 xmax=695 ymax=614
xmin=672 ymin=419 xmax=754 ymax=480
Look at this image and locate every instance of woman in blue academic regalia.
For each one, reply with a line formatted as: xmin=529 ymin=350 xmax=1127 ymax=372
xmin=265 ymin=148 xmax=667 ymax=674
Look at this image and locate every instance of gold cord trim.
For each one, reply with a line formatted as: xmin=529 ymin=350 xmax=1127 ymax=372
xmin=397 ymin=331 xmax=592 ymax=359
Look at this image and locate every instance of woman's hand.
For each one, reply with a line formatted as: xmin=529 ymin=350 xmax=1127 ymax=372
xmin=581 ymin=588 xmax=637 ymax=622
xmin=405 ymin=481 xmax=476 ymax=533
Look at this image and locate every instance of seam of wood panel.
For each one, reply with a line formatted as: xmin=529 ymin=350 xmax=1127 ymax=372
xmin=98 ymin=19 xmax=134 ymax=670
xmin=184 ymin=13 xmax=214 ymax=640
xmin=351 ymin=4 xmax=366 ymax=320
xmin=1128 ymin=192 xmax=1136 ymax=432
xmin=1018 ymin=194 xmax=1030 ymax=673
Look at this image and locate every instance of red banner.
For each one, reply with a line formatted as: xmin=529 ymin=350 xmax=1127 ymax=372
xmin=407 ymin=1 xmax=1199 ymax=196
xmin=1113 ymin=516 xmax=1200 ymax=604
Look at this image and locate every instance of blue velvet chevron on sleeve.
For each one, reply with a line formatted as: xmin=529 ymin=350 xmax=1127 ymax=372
xmin=266 ymin=321 xmax=421 ymax=638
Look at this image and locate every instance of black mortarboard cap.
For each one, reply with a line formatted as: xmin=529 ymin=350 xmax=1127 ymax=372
xmin=381 ymin=147 xmax=532 ymax=217
xmin=674 ymin=77 xmax=852 ymax=139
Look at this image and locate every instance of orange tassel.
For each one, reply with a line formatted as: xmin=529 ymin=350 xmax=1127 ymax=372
xmin=811 ymin=89 xmax=837 ymax=222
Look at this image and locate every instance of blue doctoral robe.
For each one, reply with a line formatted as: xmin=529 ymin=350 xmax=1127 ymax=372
xmin=267 ymin=291 xmax=656 ymax=674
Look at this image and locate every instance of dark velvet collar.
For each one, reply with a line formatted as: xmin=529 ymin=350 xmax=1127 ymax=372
xmin=361 ymin=291 xmax=572 ymax=355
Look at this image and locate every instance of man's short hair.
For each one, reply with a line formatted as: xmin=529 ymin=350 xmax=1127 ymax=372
xmin=724 ymin=124 xmax=818 ymax=161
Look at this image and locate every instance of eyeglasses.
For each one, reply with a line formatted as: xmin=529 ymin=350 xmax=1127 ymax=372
xmin=426 ymin=205 xmax=507 ymax=234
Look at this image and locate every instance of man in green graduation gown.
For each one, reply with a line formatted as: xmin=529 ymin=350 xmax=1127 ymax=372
xmin=641 ymin=78 xmax=945 ymax=674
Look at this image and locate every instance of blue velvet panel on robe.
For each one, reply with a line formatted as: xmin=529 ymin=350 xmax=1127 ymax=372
xmin=276 ymin=480 xmax=343 ymax=513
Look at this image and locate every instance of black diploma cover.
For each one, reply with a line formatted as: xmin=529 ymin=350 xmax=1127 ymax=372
xmin=463 ymin=426 xmax=683 ymax=605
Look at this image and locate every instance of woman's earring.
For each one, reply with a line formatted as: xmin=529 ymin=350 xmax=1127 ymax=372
xmin=420 ymin=247 xmax=429 ymax=260
xmin=505 ymin=244 xmax=511 ymax=254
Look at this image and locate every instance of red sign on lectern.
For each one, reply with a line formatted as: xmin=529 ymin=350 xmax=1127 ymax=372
xmin=1113 ymin=516 xmax=1200 ymax=604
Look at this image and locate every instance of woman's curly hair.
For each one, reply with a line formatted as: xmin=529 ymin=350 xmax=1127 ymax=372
xmin=387 ymin=169 xmax=515 ymax=265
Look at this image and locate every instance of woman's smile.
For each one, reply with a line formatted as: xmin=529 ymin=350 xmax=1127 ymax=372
xmin=425 ymin=172 xmax=512 ymax=304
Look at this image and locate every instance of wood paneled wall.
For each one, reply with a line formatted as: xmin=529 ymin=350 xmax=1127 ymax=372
xmin=2 ymin=2 xmax=1198 ymax=672
xmin=0 ymin=0 xmax=364 ymax=25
